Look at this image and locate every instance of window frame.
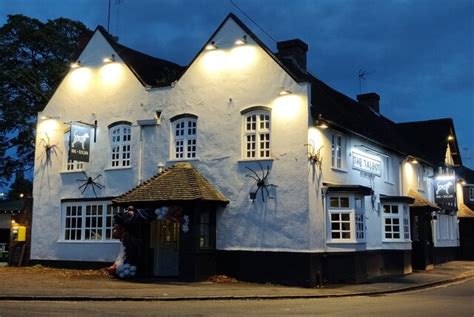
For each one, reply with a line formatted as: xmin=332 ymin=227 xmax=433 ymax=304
xmin=469 ymin=187 xmax=474 ymax=201
xmin=383 ymin=155 xmax=393 ymax=183
xmin=109 ymin=122 xmax=132 ymax=168
xmin=241 ymin=108 xmax=271 ymax=160
xmin=61 ymin=201 xmax=119 ymax=242
xmin=331 ymin=132 xmax=345 ymax=170
xmin=199 ymin=210 xmax=211 ymax=249
xmin=382 ymin=203 xmax=411 ymax=242
xmin=170 ymin=115 xmax=198 ymax=160
xmin=327 ymin=195 xmax=365 ymax=243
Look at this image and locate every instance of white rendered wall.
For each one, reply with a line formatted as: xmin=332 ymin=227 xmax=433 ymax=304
xmin=307 ymin=128 xmax=410 ymax=252
xmin=148 ymin=19 xmax=311 ymax=252
xmin=31 ymin=31 xmax=153 ymax=262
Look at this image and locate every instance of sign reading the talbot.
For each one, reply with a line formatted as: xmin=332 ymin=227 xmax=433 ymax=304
xmin=69 ymin=123 xmax=91 ymax=162
xmin=352 ymin=151 xmax=382 ymax=176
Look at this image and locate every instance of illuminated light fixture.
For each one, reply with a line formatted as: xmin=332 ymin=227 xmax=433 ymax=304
xmin=235 ymin=35 xmax=247 ymax=45
xmin=315 ymin=114 xmax=328 ymax=129
xmin=103 ymin=54 xmax=116 ymax=63
xmin=205 ymin=41 xmax=218 ymax=50
xmin=458 ymin=179 xmax=466 ymax=185
xmin=19 ymin=193 xmax=24 ymax=198
xmin=70 ymin=61 xmax=81 ymax=69
xmin=278 ymin=89 xmax=292 ymax=96
xmin=408 ymin=156 xmax=418 ymax=164
xmin=40 ymin=115 xmax=61 ymax=120
xmin=10 ymin=220 xmax=15 ymax=224
xmin=447 ymin=135 xmax=454 ymax=141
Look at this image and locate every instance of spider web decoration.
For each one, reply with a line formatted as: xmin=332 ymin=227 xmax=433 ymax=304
xmin=76 ymin=171 xmax=105 ymax=197
xmin=39 ymin=134 xmax=59 ymax=165
xmin=245 ymin=163 xmax=277 ymax=202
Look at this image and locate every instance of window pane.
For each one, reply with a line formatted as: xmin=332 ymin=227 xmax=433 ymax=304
xmin=330 ymin=197 xmax=339 ymax=208
xmin=340 ymin=197 xmax=349 ymax=208
xmin=341 ymin=213 xmax=350 ymax=221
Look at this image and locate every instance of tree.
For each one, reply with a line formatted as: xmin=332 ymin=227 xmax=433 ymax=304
xmin=7 ymin=170 xmax=32 ymax=200
xmin=0 ymin=14 xmax=91 ymax=186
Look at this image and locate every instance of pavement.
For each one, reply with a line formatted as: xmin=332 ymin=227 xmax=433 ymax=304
xmin=0 ymin=261 xmax=472 ymax=301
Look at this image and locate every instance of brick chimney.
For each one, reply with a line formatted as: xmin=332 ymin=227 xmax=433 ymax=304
xmin=276 ymin=39 xmax=308 ymax=71
xmin=357 ymin=92 xmax=380 ymax=113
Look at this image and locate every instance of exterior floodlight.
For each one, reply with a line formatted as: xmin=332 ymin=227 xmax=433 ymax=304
xmin=70 ymin=61 xmax=81 ymax=69
xmin=103 ymin=54 xmax=116 ymax=63
xmin=205 ymin=41 xmax=218 ymax=50
xmin=408 ymin=156 xmax=418 ymax=164
xmin=235 ymin=35 xmax=247 ymax=45
xmin=447 ymin=135 xmax=454 ymax=141
xmin=278 ymin=90 xmax=292 ymax=96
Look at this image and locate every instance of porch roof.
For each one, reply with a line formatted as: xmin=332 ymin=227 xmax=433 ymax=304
xmin=323 ymin=183 xmax=373 ymax=196
xmin=458 ymin=203 xmax=474 ymax=218
xmin=407 ymin=189 xmax=440 ymax=210
xmin=112 ymin=163 xmax=229 ymax=206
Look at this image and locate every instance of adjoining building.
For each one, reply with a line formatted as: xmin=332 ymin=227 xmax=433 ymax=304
xmin=31 ymin=13 xmax=464 ymax=286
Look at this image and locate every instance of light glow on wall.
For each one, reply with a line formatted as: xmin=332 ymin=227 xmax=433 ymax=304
xmin=68 ymin=67 xmax=93 ymax=92
xmin=403 ymin=161 xmax=415 ymax=189
xmin=38 ymin=118 xmax=61 ymax=136
xmin=99 ymin=63 xmax=123 ymax=86
xmin=308 ymin=127 xmax=324 ymax=150
xmin=272 ymin=94 xmax=303 ymax=121
xmin=200 ymin=45 xmax=257 ymax=73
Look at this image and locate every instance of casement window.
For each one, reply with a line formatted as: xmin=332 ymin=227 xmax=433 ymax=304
xmin=199 ymin=211 xmax=211 ymax=249
xmin=171 ymin=115 xmax=197 ymax=159
xmin=64 ymin=131 xmax=85 ymax=171
xmin=331 ymin=133 xmax=345 ymax=169
xmin=61 ymin=201 xmax=119 ymax=241
xmin=328 ymin=195 xmax=365 ymax=242
xmin=109 ymin=122 xmax=131 ymax=168
xmin=469 ymin=187 xmax=474 ymax=201
xmin=242 ymin=109 xmax=271 ymax=159
xmin=383 ymin=204 xmax=410 ymax=241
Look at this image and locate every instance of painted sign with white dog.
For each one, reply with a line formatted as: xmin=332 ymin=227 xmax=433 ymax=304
xmin=435 ymin=177 xmax=456 ymax=211
xmin=69 ymin=123 xmax=91 ymax=162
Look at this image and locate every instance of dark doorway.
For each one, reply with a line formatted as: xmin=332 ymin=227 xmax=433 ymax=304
xmin=150 ymin=220 xmax=180 ymax=276
xmin=410 ymin=209 xmax=434 ymax=270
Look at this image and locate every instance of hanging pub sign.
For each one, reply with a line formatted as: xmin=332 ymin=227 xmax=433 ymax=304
xmin=69 ymin=123 xmax=91 ymax=162
xmin=352 ymin=151 xmax=382 ymax=176
xmin=435 ymin=175 xmax=456 ymax=211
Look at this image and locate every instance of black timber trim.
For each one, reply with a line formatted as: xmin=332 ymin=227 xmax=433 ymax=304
xmin=112 ymin=199 xmax=229 ymax=207
xmin=380 ymin=195 xmax=415 ymax=204
xmin=323 ymin=183 xmax=373 ymax=196
xmin=107 ymin=121 xmax=132 ymax=129
xmin=240 ymin=106 xmax=272 ymax=115
xmin=169 ymin=113 xmax=199 ymax=122
xmin=61 ymin=197 xmax=117 ymax=203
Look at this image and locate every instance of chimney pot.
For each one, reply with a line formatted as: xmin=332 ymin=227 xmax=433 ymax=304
xmin=357 ymin=92 xmax=380 ymax=113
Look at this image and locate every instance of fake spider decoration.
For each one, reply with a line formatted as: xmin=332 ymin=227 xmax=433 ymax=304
xmin=305 ymin=143 xmax=323 ymax=168
xmin=245 ymin=163 xmax=277 ymax=202
xmin=39 ymin=134 xmax=59 ymax=164
xmin=76 ymin=171 xmax=104 ymax=197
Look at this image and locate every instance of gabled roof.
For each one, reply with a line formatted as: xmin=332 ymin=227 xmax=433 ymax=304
xmin=93 ymin=26 xmax=185 ymax=88
xmin=113 ymin=163 xmax=229 ymax=206
xmin=397 ymin=119 xmax=462 ymax=167
xmin=180 ymin=13 xmax=310 ymax=84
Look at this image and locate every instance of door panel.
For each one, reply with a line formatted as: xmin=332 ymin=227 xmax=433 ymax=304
xmin=151 ymin=220 xmax=179 ymax=276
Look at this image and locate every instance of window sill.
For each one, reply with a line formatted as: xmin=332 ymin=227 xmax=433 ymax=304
xmin=59 ymin=170 xmax=86 ymax=174
xmin=382 ymin=239 xmax=411 ymax=243
xmin=384 ymin=181 xmax=395 ymax=186
xmin=104 ymin=166 xmax=132 ymax=171
xmin=167 ymin=158 xmax=200 ymax=163
xmin=331 ymin=167 xmax=347 ymax=173
xmin=238 ymin=158 xmax=274 ymax=163
xmin=327 ymin=240 xmax=365 ymax=244
xmin=57 ymin=240 xmax=120 ymax=244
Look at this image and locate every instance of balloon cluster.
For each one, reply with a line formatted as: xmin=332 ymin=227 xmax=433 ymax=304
xmin=116 ymin=263 xmax=137 ymax=279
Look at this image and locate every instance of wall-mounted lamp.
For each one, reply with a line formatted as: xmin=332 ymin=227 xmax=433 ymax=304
xmin=315 ymin=114 xmax=328 ymax=129
xmin=70 ymin=61 xmax=82 ymax=69
xmin=103 ymin=54 xmax=116 ymax=63
xmin=278 ymin=89 xmax=292 ymax=96
xmin=457 ymin=178 xmax=466 ymax=185
xmin=235 ymin=35 xmax=247 ymax=45
xmin=205 ymin=41 xmax=218 ymax=50
xmin=407 ymin=156 xmax=419 ymax=164
xmin=447 ymin=135 xmax=454 ymax=141
xmin=40 ymin=115 xmax=61 ymax=120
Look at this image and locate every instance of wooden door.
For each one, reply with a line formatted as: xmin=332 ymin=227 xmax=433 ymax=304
xmin=151 ymin=220 xmax=179 ymax=276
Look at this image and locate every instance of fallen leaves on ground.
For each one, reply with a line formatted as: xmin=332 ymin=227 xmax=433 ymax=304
xmin=208 ymin=275 xmax=238 ymax=283
xmin=0 ymin=265 xmax=110 ymax=280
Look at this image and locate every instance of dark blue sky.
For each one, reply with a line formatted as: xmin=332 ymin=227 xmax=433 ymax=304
xmin=2 ymin=0 xmax=473 ymax=168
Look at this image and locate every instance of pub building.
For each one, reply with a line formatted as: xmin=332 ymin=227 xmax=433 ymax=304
xmin=30 ymin=13 xmax=464 ymax=286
